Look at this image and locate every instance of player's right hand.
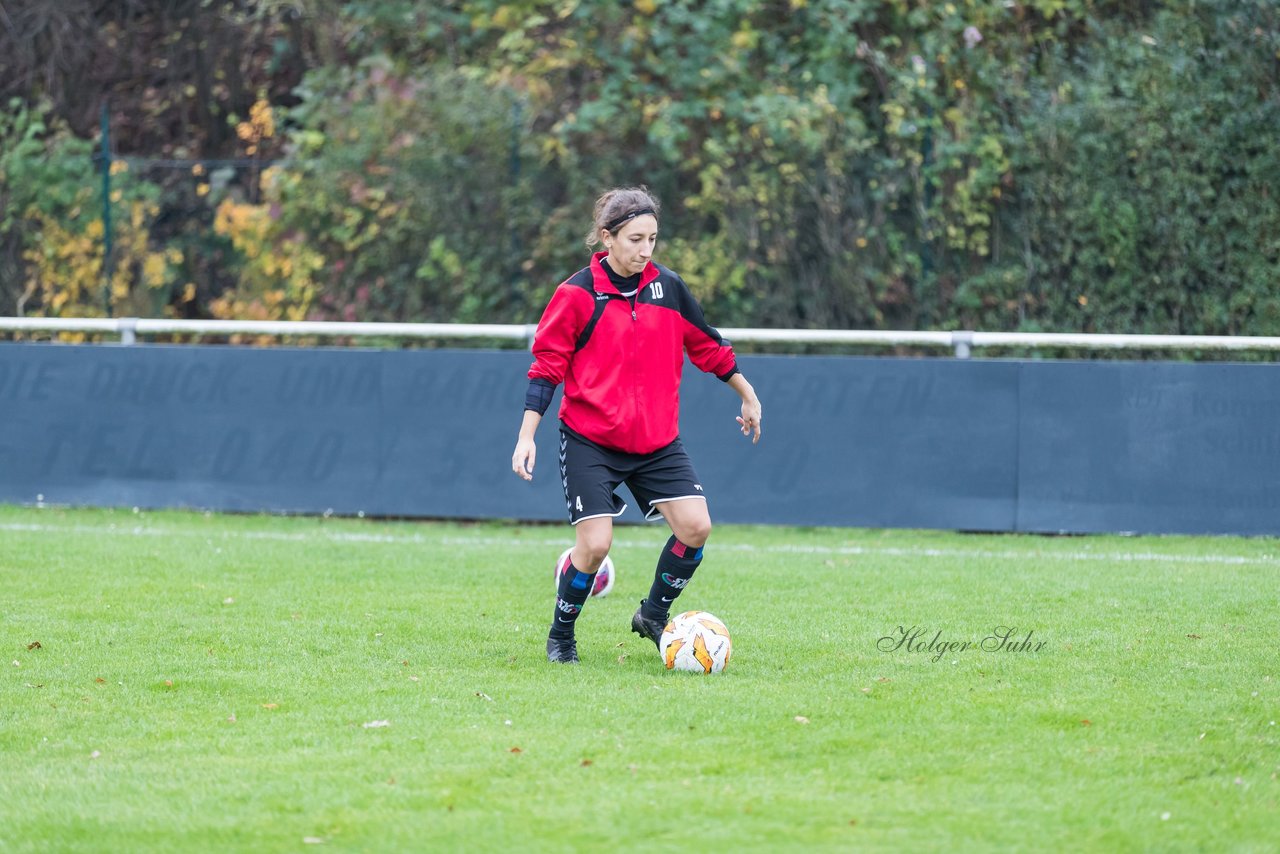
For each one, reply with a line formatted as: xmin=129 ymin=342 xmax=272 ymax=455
xmin=512 ymin=438 xmax=536 ymax=481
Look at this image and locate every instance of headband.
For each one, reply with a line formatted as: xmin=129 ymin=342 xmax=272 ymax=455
xmin=604 ymin=208 xmax=656 ymax=232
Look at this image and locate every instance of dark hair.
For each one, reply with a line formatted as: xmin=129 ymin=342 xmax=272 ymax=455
xmin=585 ymin=186 xmax=661 ymax=247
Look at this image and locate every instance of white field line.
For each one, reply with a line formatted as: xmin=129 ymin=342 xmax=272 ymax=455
xmin=1 ymin=521 xmax=1276 ymax=567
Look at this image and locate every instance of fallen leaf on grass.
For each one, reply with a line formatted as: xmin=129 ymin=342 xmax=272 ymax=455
xmin=509 ymin=747 xmax=522 ymax=753
xmin=1186 ymin=634 xmax=1201 ymax=640
xmin=27 ymin=641 xmax=42 ymax=650
xmin=580 ymin=759 xmax=593 ymax=767
xmin=362 ymin=720 xmax=390 ymax=729
xmin=1080 ymin=720 xmax=1092 ymax=726
xmin=94 ymin=678 xmax=106 ymax=684
xmin=163 ymin=680 xmax=173 ymax=687
xmin=476 ymin=692 xmax=493 ymax=702
xmin=409 ymin=676 xmax=420 ymax=682
xmin=794 ymin=716 xmax=810 ymax=724
xmin=262 ymin=703 xmax=279 ymax=710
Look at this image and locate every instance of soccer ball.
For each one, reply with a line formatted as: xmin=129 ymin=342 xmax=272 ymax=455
xmin=660 ymin=610 xmax=732 ymax=674
xmin=554 ymin=547 xmax=615 ymax=598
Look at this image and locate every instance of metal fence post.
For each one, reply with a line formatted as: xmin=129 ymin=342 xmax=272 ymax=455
xmin=99 ymin=102 xmax=114 ymax=318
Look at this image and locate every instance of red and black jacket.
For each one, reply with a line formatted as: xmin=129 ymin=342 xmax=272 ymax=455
xmin=528 ymin=252 xmax=738 ymax=454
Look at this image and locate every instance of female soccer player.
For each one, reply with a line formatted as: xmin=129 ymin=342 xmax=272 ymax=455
xmin=511 ymin=186 xmax=763 ymax=663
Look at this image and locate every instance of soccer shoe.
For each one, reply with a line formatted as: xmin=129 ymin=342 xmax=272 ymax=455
xmin=546 ymin=635 xmax=579 ymax=664
xmin=630 ymin=600 xmax=667 ymax=649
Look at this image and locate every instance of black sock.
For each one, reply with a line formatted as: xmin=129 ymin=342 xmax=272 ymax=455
xmin=549 ymin=560 xmax=596 ymax=641
xmin=642 ymin=535 xmax=703 ymax=621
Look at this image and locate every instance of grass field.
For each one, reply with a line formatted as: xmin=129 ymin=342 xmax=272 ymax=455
xmin=1 ymin=505 xmax=1277 ymax=852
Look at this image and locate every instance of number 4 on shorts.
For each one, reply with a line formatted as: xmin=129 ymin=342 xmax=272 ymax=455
xmin=575 ymin=496 xmax=583 ymax=511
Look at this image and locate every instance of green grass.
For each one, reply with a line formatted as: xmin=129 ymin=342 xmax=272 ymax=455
xmin=1 ymin=505 xmax=1277 ymax=852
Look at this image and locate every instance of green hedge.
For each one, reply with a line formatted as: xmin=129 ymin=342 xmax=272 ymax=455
xmin=4 ymin=0 xmax=1278 ymax=336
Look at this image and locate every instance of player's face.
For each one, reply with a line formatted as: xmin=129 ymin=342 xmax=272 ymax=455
xmin=605 ymin=215 xmax=658 ymax=275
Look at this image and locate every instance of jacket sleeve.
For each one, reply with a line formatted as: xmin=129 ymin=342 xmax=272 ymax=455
xmin=677 ymin=276 xmax=739 ymax=380
xmin=528 ymin=284 xmax=593 ymax=385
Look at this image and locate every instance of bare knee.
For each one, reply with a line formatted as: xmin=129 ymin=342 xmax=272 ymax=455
xmin=676 ymin=517 xmax=712 ymax=549
xmin=573 ymin=532 xmax=613 ymax=572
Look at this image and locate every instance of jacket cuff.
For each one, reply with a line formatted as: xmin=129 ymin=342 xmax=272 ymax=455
xmin=524 ymin=378 xmax=557 ymax=415
xmin=716 ymin=363 xmax=740 ymax=382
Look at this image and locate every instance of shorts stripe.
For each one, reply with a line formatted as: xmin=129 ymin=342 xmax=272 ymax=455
xmin=644 ymin=495 xmax=707 ymax=521
xmin=572 ymin=506 xmax=629 ymax=526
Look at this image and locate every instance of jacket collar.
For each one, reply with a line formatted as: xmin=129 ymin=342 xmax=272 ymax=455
xmin=590 ymin=251 xmax=660 ymax=295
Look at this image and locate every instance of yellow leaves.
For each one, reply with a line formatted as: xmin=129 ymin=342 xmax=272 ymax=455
xmin=109 ymin=159 xmax=129 ymax=176
xmin=235 ymin=98 xmax=276 ymax=153
xmin=143 ymin=253 xmax=168 ymax=289
xmin=634 ymin=0 xmax=658 ymax=14
xmin=492 ymin=6 xmax=518 ymax=27
xmin=211 ymin=187 xmax=319 ymax=325
xmin=250 ymin=99 xmax=275 ymax=139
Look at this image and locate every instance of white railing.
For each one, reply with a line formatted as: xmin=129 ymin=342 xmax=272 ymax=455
xmin=4 ymin=316 xmax=1280 ymax=358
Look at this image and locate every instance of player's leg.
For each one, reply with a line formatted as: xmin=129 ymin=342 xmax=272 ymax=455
xmin=569 ymin=515 xmax=614 ymax=573
xmin=645 ymin=496 xmax=710 ymax=616
xmin=548 ymin=429 xmax=626 ymax=663
xmin=625 ymin=439 xmax=710 ymax=646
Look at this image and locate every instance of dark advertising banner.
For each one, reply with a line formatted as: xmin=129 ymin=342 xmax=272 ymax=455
xmin=1016 ymin=361 xmax=1280 ymax=535
xmin=1 ymin=342 xmax=1274 ymax=535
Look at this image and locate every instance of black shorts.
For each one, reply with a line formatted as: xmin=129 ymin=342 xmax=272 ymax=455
xmin=558 ymin=426 xmax=706 ymax=525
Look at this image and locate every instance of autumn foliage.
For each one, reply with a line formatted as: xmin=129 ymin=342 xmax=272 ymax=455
xmin=1 ymin=0 xmax=1277 ymax=337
